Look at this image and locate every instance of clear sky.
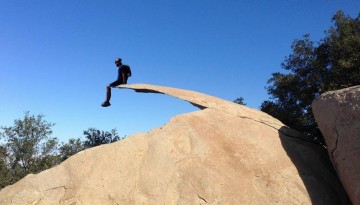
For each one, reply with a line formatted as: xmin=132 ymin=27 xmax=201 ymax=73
xmin=1 ymin=1 xmax=359 ymax=142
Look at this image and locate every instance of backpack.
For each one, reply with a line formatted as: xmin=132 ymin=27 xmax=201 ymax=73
xmin=123 ymin=65 xmax=132 ymax=77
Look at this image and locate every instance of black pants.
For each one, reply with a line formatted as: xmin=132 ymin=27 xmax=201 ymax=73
xmin=109 ymin=79 xmax=124 ymax=87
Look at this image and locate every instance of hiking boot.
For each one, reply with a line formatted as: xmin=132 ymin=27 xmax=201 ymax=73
xmin=101 ymin=101 xmax=111 ymax=107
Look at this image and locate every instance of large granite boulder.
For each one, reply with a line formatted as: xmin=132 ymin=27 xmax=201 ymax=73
xmin=312 ymin=85 xmax=360 ymax=205
xmin=0 ymin=84 xmax=349 ymax=204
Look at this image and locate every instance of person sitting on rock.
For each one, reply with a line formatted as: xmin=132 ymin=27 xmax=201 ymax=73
xmin=101 ymin=58 xmax=132 ymax=107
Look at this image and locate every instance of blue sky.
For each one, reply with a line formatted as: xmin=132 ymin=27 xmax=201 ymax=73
xmin=1 ymin=1 xmax=359 ymax=142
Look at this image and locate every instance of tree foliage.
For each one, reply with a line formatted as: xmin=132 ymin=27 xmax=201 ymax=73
xmin=233 ymin=97 xmax=247 ymax=106
xmin=83 ymin=128 xmax=120 ymax=148
xmin=261 ymin=10 xmax=360 ymax=144
xmin=0 ymin=112 xmax=123 ymax=188
xmin=59 ymin=138 xmax=84 ymax=161
xmin=0 ymin=112 xmax=60 ymax=188
xmin=59 ymin=128 xmax=121 ymax=160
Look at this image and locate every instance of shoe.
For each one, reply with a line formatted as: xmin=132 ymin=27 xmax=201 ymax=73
xmin=101 ymin=101 xmax=111 ymax=107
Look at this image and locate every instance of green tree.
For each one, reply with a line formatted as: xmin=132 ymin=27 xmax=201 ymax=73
xmin=0 ymin=112 xmax=60 ymax=187
xmin=0 ymin=145 xmax=13 ymax=189
xmin=83 ymin=128 xmax=120 ymax=148
xmin=59 ymin=128 xmax=122 ymax=160
xmin=0 ymin=113 xmax=124 ymax=188
xmin=233 ymin=97 xmax=247 ymax=105
xmin=59 ymin=138 xmax=84 ymax=161
xmin=261 ymin=10 xmax=360 ymax=144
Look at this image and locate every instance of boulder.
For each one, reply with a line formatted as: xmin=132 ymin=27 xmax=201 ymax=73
xmin=0 ymin=84 xmax=349 ymax=204
xmin=312 ymin=85 xmax=360 ymax=205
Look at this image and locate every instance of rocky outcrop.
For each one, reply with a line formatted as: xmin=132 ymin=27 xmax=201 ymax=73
xmin=312 ymin=85 xmax=360 ymax=205
xmin=0 ymin=84 xmax=349 ymax=204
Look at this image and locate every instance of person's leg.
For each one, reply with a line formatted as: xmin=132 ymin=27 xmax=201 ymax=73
xmin=102 ymin=80 xmax=120 ymax=107
xmin=106 ymin=85 xmax=111 ymax=102
xmin=101 ymin=85 xmax=112 ymax=107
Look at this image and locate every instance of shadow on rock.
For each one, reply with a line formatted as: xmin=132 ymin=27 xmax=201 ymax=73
xmin=278 ymin=126 xmax=350 ymax=205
